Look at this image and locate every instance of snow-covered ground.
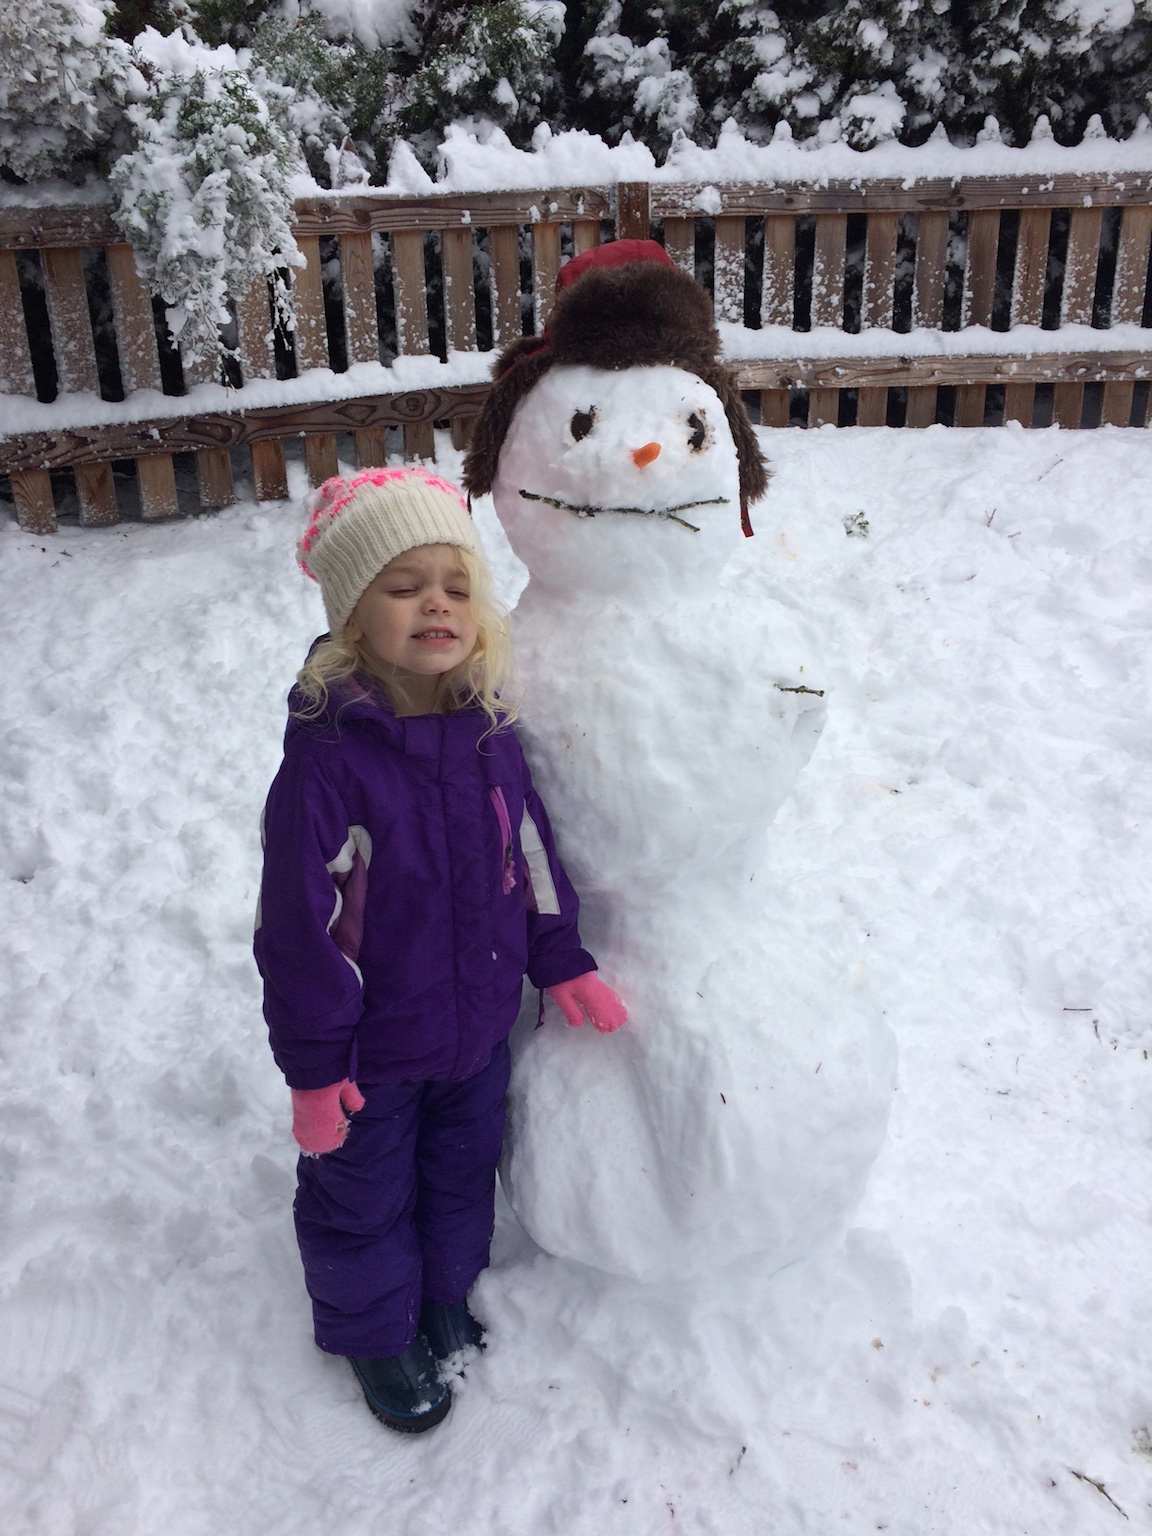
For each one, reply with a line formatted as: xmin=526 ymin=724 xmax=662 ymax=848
xmin=0 ymin=423 xmax=1149 ymax=1534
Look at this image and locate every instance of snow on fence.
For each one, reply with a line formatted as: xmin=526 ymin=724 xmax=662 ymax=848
xmin=1 ymin=171 xmax=1150 ymax=534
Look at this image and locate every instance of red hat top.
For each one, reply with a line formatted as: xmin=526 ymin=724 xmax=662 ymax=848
xmin=554 ymin=238 xmax=674 ymax=293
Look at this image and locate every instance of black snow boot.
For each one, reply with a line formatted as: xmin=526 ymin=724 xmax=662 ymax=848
xmin=420 ymin=1299 xmax=485 ymax=1363
xmin=348 ymin=1336 xmax=451 ymax=1433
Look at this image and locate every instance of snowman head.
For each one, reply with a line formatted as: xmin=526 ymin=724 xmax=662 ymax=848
xmin=464 ymin=245 xmax=769 ymax=593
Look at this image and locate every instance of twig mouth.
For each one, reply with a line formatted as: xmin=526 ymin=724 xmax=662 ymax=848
xmin=518 ymin=489 xmax=729 ymax=533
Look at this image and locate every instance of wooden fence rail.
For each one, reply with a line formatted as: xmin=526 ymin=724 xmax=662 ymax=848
xmin=2 ymin=172 xmax=1150 ymax=533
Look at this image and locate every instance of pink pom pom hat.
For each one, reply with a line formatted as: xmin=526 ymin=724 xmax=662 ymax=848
xmin=297 ymin=465 xmax=480 ymax=633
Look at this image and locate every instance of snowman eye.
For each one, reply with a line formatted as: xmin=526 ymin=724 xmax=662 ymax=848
xmin=570 ymin=408 xmax=596 ymax=442
xmin=687 ymin=412 xmax=708 ymax=452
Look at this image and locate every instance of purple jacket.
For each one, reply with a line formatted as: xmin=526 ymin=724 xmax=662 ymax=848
xmin=255 ymin=667 xmax=595 ymax=1090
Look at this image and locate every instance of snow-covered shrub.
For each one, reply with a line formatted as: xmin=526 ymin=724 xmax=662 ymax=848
xmin=783 ymin=0 xmax=963 ymax=146
xmin=575 ymin=0 xmax=1152 ymax=151
xmin=581 ymin=0 xmax=701 ymax=148
xmin=182 ymin=0 xmax=279 ymax=46
xmin=109 ymin=31 xmax=304 ymax=373
xmin=957 ymin=0 xmax=1152 ymax=144
xmin=400 ymin=2 xmax=565 ymax=158
xmin=699 ymin=1 xmax=810 ymax=142
xmin=293 ymin=0 xmax=422 ymax=52
xmin=0 ymin=0 xmax=130 ymax=182
xmin=249 ymin=12 xmax=358 ymax=180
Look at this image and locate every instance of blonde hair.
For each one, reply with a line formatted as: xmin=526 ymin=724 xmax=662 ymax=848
xmin=293 ymin=543 xmax=518 ymax=731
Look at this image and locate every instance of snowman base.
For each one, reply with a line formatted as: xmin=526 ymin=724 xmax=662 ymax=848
xmin=501 ymin=897 xmax=897 ymax=1284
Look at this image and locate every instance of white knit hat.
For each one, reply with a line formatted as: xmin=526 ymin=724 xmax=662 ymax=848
xmin=297 ymin=466 xmax=480 ymax=633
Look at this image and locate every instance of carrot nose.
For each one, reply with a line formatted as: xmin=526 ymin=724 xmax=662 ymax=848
xmin=632 ymin=442 xmax=661 ymax=468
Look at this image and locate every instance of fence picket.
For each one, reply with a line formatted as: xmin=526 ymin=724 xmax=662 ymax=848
xmin=906 ymin=210 xmax=950 ymax=426
xmin=11 ymin=468 xmax=56 ymax=534
xmin=1012 ymin=206 xmax=1051 ymax=326
xmin=855 ymin=388 xmax=889 ymax=427
xmin=106 ymin=243 xmax=186 ymax=520
xmin=1102 ymin=205 xmax=1152 ymax=426
xmin=196 ymin=448 xmax=236 ymax=509
xmin=859 ymin=211 xmax=899 ymax=424
xmin=762 ymin=215 xmax=795 ymax=329
xmin=236 ymin=277 xmax=289 ymax=495
xmin=1112 ymin=203 xmax=1152 ymax=322
xmin=904 ymin=388 xmax=937 ymax=428
xmin=714 ymin=216 xmax=746 ymax=323
xmin=760 ymin=390 xmax=791 ymax=428
xmin=1061 ymin=205 xmax=1103 ymax=326
xmin=137 ymin=453 xmax=180 ymax=520
xmin=392 ymin=229 xmax=430 ymax=356
xmin=181 ymin=345 xmax=217 ymax=388
xmin=489 ymin=224 xmax=522 ymax=350
xmin=396 ymin=225 xmax=433 ymax=357
xmin=761 ymin=213 xmax=798 ymax=423
xmin=340 ymin=231 xmax=380 ymax=366
xmin=572 ymin=219 xmax=601 ymax=256
xmin=355 ymin=428 xmax=393 ymax=468
xmin=1003 ymin=381 xmax=1035 ymax=426
xmin=809 ymin=214 xmax=847 ymax=425
xmin=957 ymin=209 xmax=1000 ymax=425
xmin=662 ymin=216 xmax=695 ymax=278
xmin=341 ymin=230 xmax=388 ymax=463
xmin=442 ymin=226 xmax=478 ymax=449
xmin=106 ymin=244 xmax=161 ymax=392
xmin=442 ymin=228 xmax=477 ymax=353
xmin=236 ymin=276 xmax=275 ymax=381
xmin=292 ymin=233 xmax=337 ymax=482
xmin=812 ymin=213 xmax=846 ymax=328
xmin=1007 ymin=206 xmax=1052 ymax=427
xmin=250 ymin=439 xmax=290 ymax=499
xmin=74 ymin=462 xmax=119 ymax=526
xmin=808 ymin=389 xmax=839 ymax=428
xmin=0 ymin=250 xmax=34 ymax=396
xmin=1053 ymin=205 xmax=1104 ymax=427
xmin=963 ymin=209 xmax=1000 ymax=327
xmin=391 ymin=228 xmax=435 ymax=458
xmin=42 ymin=246 xmax=100 ymax=395
xmin=914 ymin=210 xmax=950 ymax=328
xmin=293 ymin=235 xmax=330 ymax=372
xmin=305 ymin=435 xmax=340 ymax=485
xmin=1099 ymin=381 xmax=1135 ymax=427
xmin=864 ymin=211 xmax=899 ymax=328
xmin=532 ymin=222 xmax=561 ymax=331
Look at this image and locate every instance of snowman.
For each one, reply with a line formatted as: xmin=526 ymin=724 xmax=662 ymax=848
xmin=464 ymin=243 xmax=895 ymax=1282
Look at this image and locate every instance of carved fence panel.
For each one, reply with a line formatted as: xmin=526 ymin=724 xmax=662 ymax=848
xmin=1 ymin=172 xmax=1149 ymax=533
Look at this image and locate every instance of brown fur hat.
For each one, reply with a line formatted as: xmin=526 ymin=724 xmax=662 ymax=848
xmin=462 ymin=254 xmax=769 ymax=535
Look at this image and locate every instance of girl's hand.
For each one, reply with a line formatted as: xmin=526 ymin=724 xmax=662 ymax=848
xmin=547 ymin=973 xmax=627 ymax=1034
xmin=291 ymin=1079 xmax=366 ymax=1154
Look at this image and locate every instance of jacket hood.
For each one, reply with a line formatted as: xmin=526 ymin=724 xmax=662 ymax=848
xmin=283 ymin=638 xmax=497 ymax=755
xmin=284 ymin=638 xmax=402 ymax=750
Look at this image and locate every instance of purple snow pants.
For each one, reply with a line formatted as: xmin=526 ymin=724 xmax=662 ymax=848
xmin=293 ymin=1037 xmax=511 ymax=1358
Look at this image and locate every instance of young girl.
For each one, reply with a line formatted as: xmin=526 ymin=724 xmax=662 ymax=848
xmin=255 ymin=465 xmax=626 ymax=1434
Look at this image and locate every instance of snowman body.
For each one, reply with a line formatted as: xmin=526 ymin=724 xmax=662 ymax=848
xmin=492 ymin=364 xmax=895 ymax=1281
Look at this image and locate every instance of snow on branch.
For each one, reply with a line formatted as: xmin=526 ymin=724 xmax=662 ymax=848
xmin=109 ymin=29 xmax=305 ymax=374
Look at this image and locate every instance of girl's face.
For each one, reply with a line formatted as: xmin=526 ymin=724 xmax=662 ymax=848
xmin=346 ymin=544 xmax=479 ymax=696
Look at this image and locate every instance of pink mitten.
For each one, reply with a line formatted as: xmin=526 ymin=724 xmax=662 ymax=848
xmin=291 ymin=1079 xmax=366 ymax=1155
xmin=547 ymin=972 xmax=628 ymax=1034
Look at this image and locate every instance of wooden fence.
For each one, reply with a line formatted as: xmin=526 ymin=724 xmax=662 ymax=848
xmin=1 ymin=171 xmax=1150 ymax=534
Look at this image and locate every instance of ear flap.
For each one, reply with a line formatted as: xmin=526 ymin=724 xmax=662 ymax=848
xmin=463 ymin=342 xmax=554 ymax=500
xmin=702 ymin=366 xmax=771 ymax=536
